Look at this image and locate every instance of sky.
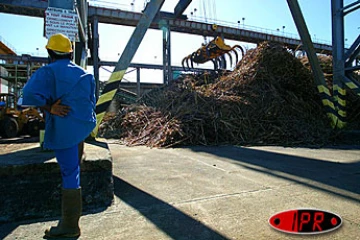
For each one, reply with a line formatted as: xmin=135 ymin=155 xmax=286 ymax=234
xmin=0 ymin=0 xmax=359 ymax=83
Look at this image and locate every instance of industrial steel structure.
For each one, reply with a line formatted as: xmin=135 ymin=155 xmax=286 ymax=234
xmin=0 ymin=0 xmax=359 ymax=133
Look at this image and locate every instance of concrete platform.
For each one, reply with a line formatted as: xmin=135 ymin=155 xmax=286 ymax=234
xmin=1 ymin=141 xmax=360 ymax=239
xmin=0 ymin=140 xmax=113 ymax=223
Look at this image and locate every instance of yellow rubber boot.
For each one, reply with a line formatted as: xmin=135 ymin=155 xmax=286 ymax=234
xmin=45 ymin=188 xmax=82 ymax=238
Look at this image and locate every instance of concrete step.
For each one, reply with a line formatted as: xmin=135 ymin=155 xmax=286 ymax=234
xmin=0 ymin=140 xmax=114 ymax=223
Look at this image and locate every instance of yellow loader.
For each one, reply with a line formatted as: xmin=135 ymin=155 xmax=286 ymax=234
xmin=0 ymin=93 xmax=45 ymax=138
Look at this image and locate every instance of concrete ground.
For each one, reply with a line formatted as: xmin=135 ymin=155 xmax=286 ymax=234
xmin=1 ymin=139 xmax=360 ymax=240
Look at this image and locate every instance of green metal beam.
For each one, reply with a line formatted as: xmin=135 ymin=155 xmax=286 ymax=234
xmin=75 ymin=0 xmax=88 ymax=68
xmin=48 ymin=0 xmax=74 ymax=9
xmin=286 ymin=0 xmax=327 ymax=87
xmin=162 ymin=21 xmax=172 ymax=85
xmin=174 ymin=0 xmax=192 ymax=18
xmin=93 ymin=0 xmax=166 ymax=136
xmin=286 ymin=0 xmax=339 ymax=127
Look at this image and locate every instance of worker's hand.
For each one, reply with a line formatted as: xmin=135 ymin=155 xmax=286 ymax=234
xmin=50 ymin=99 xmax=71 ymax=117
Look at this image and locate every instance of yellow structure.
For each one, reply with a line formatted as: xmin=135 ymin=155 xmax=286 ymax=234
xmin=0 ymin=36 xmax=16 ymax=94
xmin=0 ymin=40 xmax=16 ymax=55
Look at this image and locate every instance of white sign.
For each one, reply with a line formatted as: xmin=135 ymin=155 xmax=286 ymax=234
xmin=45 ymin=7 xmax=79 ymax=42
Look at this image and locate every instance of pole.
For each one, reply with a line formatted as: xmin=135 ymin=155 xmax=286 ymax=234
xmin=92 ymin=16 xmax=100 ymax=101
xmin=93 ymin=0 xmax=166 ymax=136
xmin=286 ymin=0 xmax=337 ymax=127
xmin=136 ymin=67 xmax=141 ymax=97
xmin=162 ymin=21 xmax=172 ymax=85
xmin=331 ymin=0 xmax=346 ymax=128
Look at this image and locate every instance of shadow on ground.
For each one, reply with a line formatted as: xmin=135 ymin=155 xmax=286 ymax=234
xmin=188 ymin=145 xmax=360 ymax=201
xmin=2 ymin=143 xmax=359 ymax=239
xmin=0 ymin=175 xmax=229 ymax=240
xmin=113 ymin=176 xmax=229 ymax=240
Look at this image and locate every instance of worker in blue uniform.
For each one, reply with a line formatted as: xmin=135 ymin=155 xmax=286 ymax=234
xmin=22 ymin=33 xmax=96 ymax=238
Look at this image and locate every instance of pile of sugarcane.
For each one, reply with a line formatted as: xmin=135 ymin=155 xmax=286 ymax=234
xmin=99 ymin=42 xmax=334 ymax=147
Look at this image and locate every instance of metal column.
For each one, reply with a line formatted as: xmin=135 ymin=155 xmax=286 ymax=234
xmin=92 ymin=16 xmax=100 ymax=101
xmin=14 ymin=64 xmax=17 ymax=97
xmin=330 ymin=0 xmax=360 ymax=128
xmin=93 ymin=0 xmax=166 ymax=136
xmin=75 ymin=0 xmax=88 ymax=68
xmin=331 ymin=0 xmax=347 ymax=128
xmin=162 ymin=21 xmax=172 ymax=85
xmin=341 ymin=0 xmax=360 ymax=88
xmin=286 ymin=0 xmax=337 ymax=127
xmin=136 ymin=67 xmax=141 ymax=96
xmin=286 ymin=0 xmax=327 ymax=87
xmin=26 ymin=61 xmax=31 ymax=82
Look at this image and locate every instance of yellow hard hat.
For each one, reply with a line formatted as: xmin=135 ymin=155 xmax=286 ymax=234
xmin=45 ymin=33 xmax=73 ymax=53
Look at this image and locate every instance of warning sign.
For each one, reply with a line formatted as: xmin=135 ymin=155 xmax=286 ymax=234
xmin=45 ymin=7 xmax=79 ymax=42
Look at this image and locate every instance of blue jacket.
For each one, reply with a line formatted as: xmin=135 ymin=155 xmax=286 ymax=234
xmin=23 ymin=59 xmax=96 ymax=150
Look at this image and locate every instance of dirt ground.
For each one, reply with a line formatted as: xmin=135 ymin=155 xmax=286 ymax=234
xmin=0 ymin=136 xmax=40 ymax=154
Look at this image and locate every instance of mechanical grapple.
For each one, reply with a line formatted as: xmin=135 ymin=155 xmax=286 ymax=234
xmin=182 ymin=36 xmax=245 ymax=71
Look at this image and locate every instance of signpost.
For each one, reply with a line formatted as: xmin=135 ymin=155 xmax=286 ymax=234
xmin=45 ymin=7 xmax=79 ymax=42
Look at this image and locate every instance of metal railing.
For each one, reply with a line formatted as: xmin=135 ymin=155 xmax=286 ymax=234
xmin=191 ymin=16 xmax=334 ymax=46
xmin=89 ymin=0 xmax=140 ymax=11
xmin=88 ymin=0 xmax=334 ymax=46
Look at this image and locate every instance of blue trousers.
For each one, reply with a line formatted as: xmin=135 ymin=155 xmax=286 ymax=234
xmin=54 ymin=144 xmax=80 ymax=189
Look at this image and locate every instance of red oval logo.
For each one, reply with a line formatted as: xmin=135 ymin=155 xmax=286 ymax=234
xmin=269 ymin=209 xmax=342 ymax=234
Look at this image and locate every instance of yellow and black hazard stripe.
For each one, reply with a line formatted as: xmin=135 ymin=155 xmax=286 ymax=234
xmin=332 ymin=76 xmax=360 ymax=128
xmin=317 ymin=85 xmax=340 ymax=128
xmin=89 ymin=0 xmax=166 ymax=138
xmin=92 ymin=70 xmax=126 ymax=137
xmin=341 ymin=77 xmax=360 ymax=96
xmin=333 ymin=84 xmax=347 ymax=128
